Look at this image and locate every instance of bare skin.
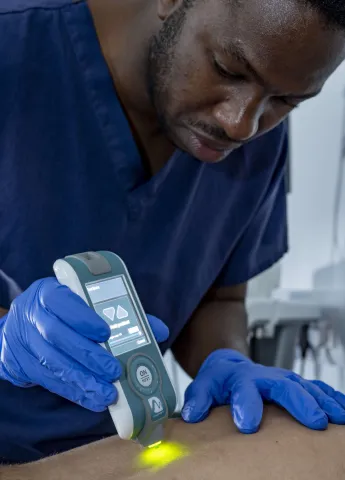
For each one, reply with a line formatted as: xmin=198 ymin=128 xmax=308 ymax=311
xmin=1 ymin=406 xmax=345 ymax=480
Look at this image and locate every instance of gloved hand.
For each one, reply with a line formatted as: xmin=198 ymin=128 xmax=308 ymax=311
xmin=181 ymin=349 xmax=345 ymax=433
xmin=0 ymin=278 xmax=169 ymax=412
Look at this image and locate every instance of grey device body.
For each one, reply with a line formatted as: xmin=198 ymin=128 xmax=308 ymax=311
xmin=53 ymin=251 xmax=177 ymax=447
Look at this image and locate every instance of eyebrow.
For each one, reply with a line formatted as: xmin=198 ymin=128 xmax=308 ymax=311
xmin=219 ymin=42 xmax=322 ymax=100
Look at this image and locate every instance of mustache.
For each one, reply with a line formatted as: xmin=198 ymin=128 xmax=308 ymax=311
xmin=186 ymin=120 xmax=234 ymax=144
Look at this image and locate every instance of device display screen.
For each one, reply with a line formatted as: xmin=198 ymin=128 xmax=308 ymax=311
xmin=86 ymin=276 xmax=150 ymax=356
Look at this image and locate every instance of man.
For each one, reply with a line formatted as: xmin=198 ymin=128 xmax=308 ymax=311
xmin=1 ymin=0 xmax=345 ymax=465
xmin=1 ymin=406 xmax=345 ymax=479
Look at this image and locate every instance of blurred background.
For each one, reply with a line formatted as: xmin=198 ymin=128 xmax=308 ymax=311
xmin=164 ymin=61 xmax=345 ymax=411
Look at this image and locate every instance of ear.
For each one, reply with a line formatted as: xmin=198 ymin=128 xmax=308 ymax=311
xmin=157 ymin=0 xmax=185 ymax=20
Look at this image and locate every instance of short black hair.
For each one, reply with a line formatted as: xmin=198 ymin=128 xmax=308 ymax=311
xmin=304 ymin=1 xmax=345 ymax=30
xmin=183 ymin=0 xmax=345 ymax=30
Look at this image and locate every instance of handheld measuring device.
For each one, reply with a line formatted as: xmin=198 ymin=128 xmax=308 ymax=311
xmin=53 ymin=251 xmax=177 ymax=447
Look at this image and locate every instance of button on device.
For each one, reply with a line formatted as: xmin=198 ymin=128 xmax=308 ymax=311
xmin=129 ymin=355 xmax=160 ymax=396
xmin=136 ymin=365 xmax=153 ymax=388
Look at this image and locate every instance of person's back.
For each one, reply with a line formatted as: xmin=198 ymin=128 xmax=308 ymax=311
xmin=2 ymin=406 xmax=344 ymax=480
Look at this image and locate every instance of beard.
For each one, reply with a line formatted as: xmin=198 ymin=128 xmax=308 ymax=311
xmin=146 ymin=4 xmax=189 ymax=138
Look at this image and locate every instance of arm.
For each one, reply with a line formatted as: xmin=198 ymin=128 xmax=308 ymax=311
xmin=172 ymin=283 xmax=248 ymax=377
xmin=171 ymin=123 xmax=289 ymax=379
xmin=0 ymin=308 xmax=8 ymax=318
xmin=2 ymin=406 xmax=344 ymax=480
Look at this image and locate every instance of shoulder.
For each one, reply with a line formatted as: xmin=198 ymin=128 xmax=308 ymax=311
xmin=0 ymin=0 xmax=78 ymax=15
xmin=0 ymin=0 xmax=86 ymax=142
xmin=0 ymin=0 xmax=83 ymax=69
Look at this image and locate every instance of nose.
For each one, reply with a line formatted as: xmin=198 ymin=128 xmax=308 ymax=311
xmin=213 ymin=95 xmax=263 ymax=143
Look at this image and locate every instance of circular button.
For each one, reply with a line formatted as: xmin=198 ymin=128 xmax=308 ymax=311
xmin=128 ymin=356 xmax=159 ymax=396
xmin=136 ymin=365 xmax=153 ymax=388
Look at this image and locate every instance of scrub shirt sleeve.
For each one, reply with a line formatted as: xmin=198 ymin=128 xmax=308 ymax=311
xmin=216 ymin=130 xmax=289 ymax=286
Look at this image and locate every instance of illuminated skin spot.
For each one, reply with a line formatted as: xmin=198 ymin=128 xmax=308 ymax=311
xmin=135 ymin=441 xmax=190 ymax=472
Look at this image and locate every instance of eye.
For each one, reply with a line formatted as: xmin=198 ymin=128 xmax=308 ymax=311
xmin=213 ymin=56 xmax=245 ymax=81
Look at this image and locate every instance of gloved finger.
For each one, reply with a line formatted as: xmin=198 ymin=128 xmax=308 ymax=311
xmin=257 ymin=377 xmax=328 ymax=430
xmin=292 ymin=377 xmax=345 ymax=424
xmin=229 ymin=380 xmax=263 ymax=434
xmin=0 ymin=329 xmax=32 ymax=386
xmin=34 ymin=365 xmax=117 ymax=412
xmin=27 ymin=336 xmax=118 ymax=411
xmin=310 ymin=380 xmax=345 ymax=410
xmin=181 ymin=375 xmax=213 ymax=423
xmin=37 ymin=278 xmax=111 ymax=342
xmin=146 ymin=314 xmax=169 ymax=343
xmin=32 ymin=308 xmax=121 ymax=382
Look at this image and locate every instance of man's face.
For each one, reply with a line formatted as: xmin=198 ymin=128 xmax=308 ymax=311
xmin=147 ymin=0 xmax=345 ymax=163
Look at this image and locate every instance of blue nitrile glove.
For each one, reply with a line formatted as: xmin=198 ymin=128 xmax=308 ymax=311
xmin=0 ymin=278 xmax=169 ymax=412
xmin=181 ymin=349 xmax=345 ymax=433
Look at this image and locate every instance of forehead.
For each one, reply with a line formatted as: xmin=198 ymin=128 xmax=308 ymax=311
xmin=183 ymin=0 xmax=345 ymax=94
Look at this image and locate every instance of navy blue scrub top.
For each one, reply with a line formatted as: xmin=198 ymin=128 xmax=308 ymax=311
xmin=0 ymin=0 xmax=288 ymax=464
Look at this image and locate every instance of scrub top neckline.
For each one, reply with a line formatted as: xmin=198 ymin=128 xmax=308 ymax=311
xmin=66 ymin=1 xmax=187 ymax=210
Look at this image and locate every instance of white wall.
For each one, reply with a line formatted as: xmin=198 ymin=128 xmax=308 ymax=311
xmin=281 ymin=63 xmax=345 ymax=290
